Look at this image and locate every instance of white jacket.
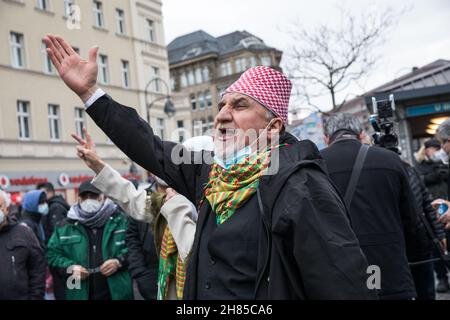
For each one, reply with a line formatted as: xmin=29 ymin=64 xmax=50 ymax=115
xmin=92 ymin=164 xmax=196 ymax=261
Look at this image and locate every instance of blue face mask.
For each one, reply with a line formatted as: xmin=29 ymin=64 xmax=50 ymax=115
xmin=214 ymin=145 xmax=252 ymax=169
xmin=38 ymin=203 xmax=49 ymax=216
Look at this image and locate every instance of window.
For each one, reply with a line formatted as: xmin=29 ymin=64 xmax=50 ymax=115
xmin=177 ymin=120 xmax=184 ymax=143
xmin=201 ymin=118 xmax=208 ymax=134
xmin=116 ymin=9 xmax=125 ymax=34
xmin=195 ymin=67 xmax=202 ymax=84
xmin=98 ymin=54 xmax=109 ymax=84
xmin=36 ymin=0 xmax=49 ymax=11
xmin=10 ymin=32 xmax=25 ymax=68
xmin=150 ymin=66 xmax=159 ymax=92
xmin=17 ymin=101 xmax=31 ymax=140
xmin=187 ymin=70 xmax=195 ymax=86
xmin=170 ymin=76 xmax=175 ymax=91
xmin=190 ymin=94 xmax=197 ymax=111
xmin=220 ymin=61 xmax=232 ymax=76
xmin=156 ymin=118 xmax=164 ymax=139
xmin=193 ymin=120 xmax=202 ymax=136
xmin=146 ymin=19 xmax=155 ymax=42
xmin=42 ymin=40 xmax=53 ymax=74
xmin=261 ymin=55 xmax=272 ymax=67
xmin=205 ymin=90 xmax=212 ymax=108
xmin=93 ymin=0 xmax=104 ymax=28
xmin=48 ymin=104 xmax=61 ymax=141
xmin=202 ymin=66 xmax=209 ymax=82
xmin=64 ymin=0 xmax=74 ymax=17
xmin=235 ymin=58 xmax=246 ymax=73
xmin=180 ymin=72 xmax=187 ymax=88
xmin=207 ymin=116 xmax=214 ymax=132
xmin=121 ymin=60 xmax=130 ymax=88
xmin=74 ymin=107 xmax=85 ymax=138
xmin=249 ymin=56 xmax=257 ymax=67
xmin=198 ymin=92 xmax=205 ymax=110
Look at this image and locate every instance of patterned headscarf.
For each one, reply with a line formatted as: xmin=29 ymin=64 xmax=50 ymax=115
xmin=224 ymin=66 xmax=292 ymax=124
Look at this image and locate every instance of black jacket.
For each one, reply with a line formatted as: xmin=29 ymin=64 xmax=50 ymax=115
xmin=21 ymin=211 xmax=46 ymax=250
xmin=321 ymin=138 xmax=424 ymax=299
xmin=406 ymin=164 xmax=446 ymax=243
xmin=87 ymin=95 xmax=377 ymax=300
xmin=125 ymin=217 xmax=158 ymax=300
xmin=0 ymin=216 xmax=46 ymax=300
xmin=43 ymin=195 xmax=70 ymax=242
xmin=415 ymin=159 xmax=448 ymax=200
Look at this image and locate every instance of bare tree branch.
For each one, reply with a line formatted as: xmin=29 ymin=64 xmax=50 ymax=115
xmin=285 ymin=5 xmax=407 ymax=112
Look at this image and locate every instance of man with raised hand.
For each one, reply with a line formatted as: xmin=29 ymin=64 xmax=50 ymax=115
xmin=44 ymin=34 xmax=376 ymax=300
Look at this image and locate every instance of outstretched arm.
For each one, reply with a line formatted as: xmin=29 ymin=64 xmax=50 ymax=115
xmin=46 ymin=35 xmax=202 ymax=202
xmin=72 ymin=129 xmax=150 ymax=223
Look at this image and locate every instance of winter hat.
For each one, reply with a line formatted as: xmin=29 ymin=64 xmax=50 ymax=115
xmin=78 ymin=179 xmax=101 ymax=196
xmin=22 ymin=190 xmax=46 ymax=213
xmin=223 ymin=66 xmax=292 ymax=124
xmin=424 ymin=138 xmax=441 ymax=149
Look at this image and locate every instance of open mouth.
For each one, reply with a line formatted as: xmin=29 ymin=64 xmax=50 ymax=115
xmin=217 ymin=128 xmax=236 ymax=141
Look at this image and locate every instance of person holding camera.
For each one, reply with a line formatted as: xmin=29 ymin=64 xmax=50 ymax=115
xmin=321 ymin=113 xmax=428 ymax=300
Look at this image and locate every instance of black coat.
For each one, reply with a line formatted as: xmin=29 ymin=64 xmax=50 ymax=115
xmin=87 ymin=95 xmax=376 ymax=300
xmin=0 ymin=216 xmax=46 ymax=300
xmin=125 ymin=217 xmax=158 ymax=300
xmin=43 ymin=195 xmax=70 ymax=242
xmin=321 ymin=138 xmax=425 ymax=299
xmin=415 ymin=159 xmax=448 ymax=200
xmin=21 ymin=211 xmax=46 ymax=250
xmin=406 ymin=164 xmax=446 ymax=243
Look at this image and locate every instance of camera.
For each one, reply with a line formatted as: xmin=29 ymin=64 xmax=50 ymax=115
xmin=369 ymin=94 xmax=399 ymax=152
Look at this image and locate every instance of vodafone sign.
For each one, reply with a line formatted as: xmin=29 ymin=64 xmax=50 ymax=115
xmin=0 ymin=175 xmax=10 ymax=189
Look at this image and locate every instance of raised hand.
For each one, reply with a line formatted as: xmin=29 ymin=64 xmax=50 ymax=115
xmin=72 ymin=128 xmax=105 ymax=174
xmin=43 ymin=34 xmax=99 ymax=103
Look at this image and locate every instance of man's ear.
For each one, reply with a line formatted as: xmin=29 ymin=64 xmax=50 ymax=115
xmin=267 ymin=118 xmax=283 ymax=141
xmin=358 ymin=131 xmax=366 ymax=142
xmin=324 ymin=135 xmax=330 ymax=146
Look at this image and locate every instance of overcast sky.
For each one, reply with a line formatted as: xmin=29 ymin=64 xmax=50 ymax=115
xmin=162 ymin=0 xmax=450 ymax=113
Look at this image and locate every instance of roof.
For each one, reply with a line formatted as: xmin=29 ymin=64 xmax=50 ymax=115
xmin=167 ymin=30 xmax=279 ymax=65
xmin=364 ymin=59 xmax=450 ymax=105
xmin=372 ymin=59 xmax=450 ymax=93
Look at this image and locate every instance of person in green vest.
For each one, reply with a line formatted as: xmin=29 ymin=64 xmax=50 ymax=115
xmin=47 ymin=180 xmax=133 ymax=300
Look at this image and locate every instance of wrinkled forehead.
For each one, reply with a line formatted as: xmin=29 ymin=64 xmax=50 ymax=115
xmin=220 ymin=92 xmax=259 ymax=105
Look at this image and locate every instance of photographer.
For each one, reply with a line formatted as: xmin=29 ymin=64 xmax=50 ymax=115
xmin=321 ymin=113 xmax=428 ymax=300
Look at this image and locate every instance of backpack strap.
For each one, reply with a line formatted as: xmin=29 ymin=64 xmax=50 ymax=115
xmin=344 ymin=144 xmax=369 ymax=209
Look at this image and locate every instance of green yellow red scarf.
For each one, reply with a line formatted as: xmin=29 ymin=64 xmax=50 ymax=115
xmin=157 ymin=225 xmax=187 ymax=300
xmin=204 ymin=144 xmax=285 ymax=225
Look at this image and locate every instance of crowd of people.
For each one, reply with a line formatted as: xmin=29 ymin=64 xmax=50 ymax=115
xmin=0 ymin=34 xmax=449 ymax=300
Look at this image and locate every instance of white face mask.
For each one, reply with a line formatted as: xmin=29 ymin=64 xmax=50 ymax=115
xmin=80 ymin=199 xmax=103 ymax=213
xmin=38 ymin=203 xmax=49 ymax=215
xmin=431 ymin=149 xmax=449 ymax=164
xmin=0 ymin=209 xmax=5 ymax=224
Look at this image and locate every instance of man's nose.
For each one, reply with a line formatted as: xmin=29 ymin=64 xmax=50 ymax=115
xmin=215 ymin=105 xmax=233 ymax=125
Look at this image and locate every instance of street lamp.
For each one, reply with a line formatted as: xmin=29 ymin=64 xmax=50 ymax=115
xmin=145 ymin=77 xmax=176 ymax=124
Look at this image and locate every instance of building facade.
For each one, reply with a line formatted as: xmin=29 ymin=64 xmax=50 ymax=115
xmin=0 ymin=0 xmax=188 ymax=203
xmin=168 ymin=30 xmax=282 ymax=136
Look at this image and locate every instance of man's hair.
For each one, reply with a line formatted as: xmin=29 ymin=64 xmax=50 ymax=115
xmin=0 ymin=189 xmax=11 ymax=208
xmin=323 ymin=113 xmax=363 ymax=137
xmin=36 ymin=182 xmax=55 ymax=193
xmin=436 ymin=118 xmax=450 ymax=142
